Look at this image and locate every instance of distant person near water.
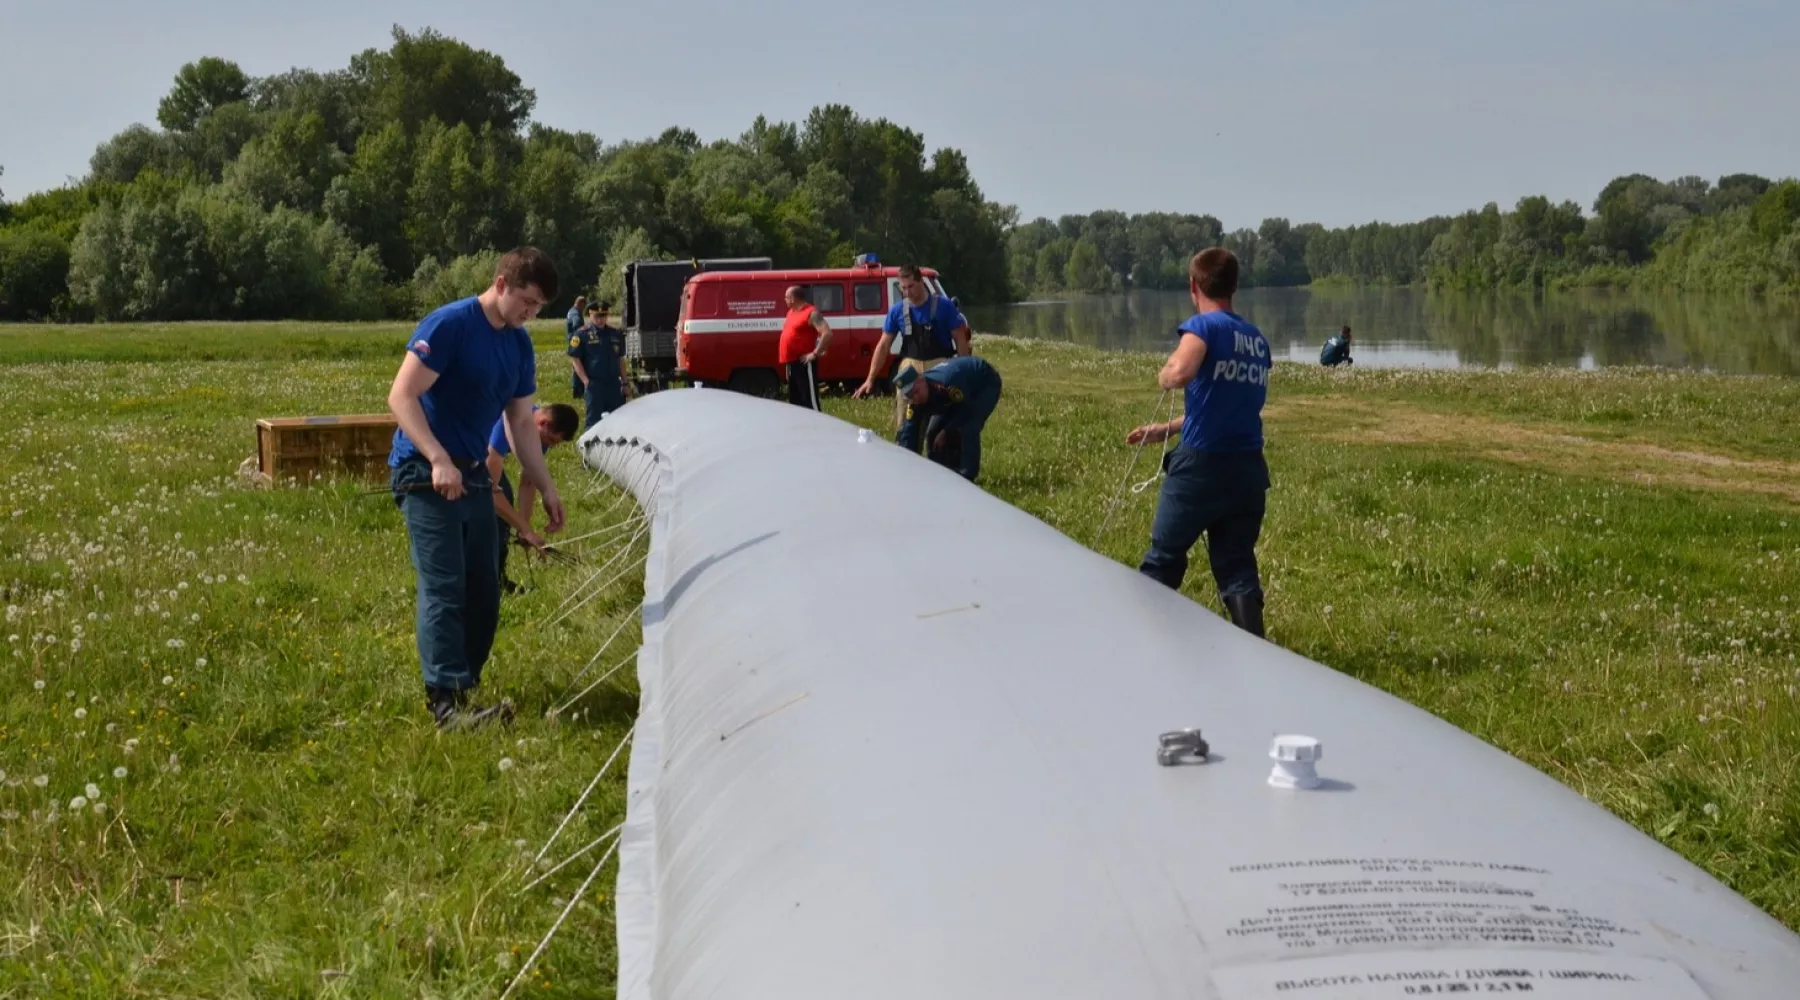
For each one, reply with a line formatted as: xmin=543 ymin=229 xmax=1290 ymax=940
xmin=1321 ymin=325 xmax=1354 ymax=367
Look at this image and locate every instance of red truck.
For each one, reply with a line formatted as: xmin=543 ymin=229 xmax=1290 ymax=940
xmin=672 ymin=258 xmax=953 ymax=397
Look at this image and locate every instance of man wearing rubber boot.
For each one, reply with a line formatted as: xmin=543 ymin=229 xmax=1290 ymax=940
xmin=1126 ymin=248 xmax=1271 ymax=637
xmin=893 ymin=355 xmax=1003 ymax=484
xmin=852 ymin=264 xmax=970 ymax=452
xmin=387 ymin=247 xmax=567 ymax=730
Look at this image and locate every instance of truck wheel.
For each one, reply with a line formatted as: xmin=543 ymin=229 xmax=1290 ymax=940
xmin=726 ymin=368 xmax=782 ymax=399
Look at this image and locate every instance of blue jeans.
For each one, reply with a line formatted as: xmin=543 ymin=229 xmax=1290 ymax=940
xmin=1140 ymin=448 xmax=1269 ymax=600
xmin=925 ymin=379 xmax=1003 ymax=482
xmin=391 ymin=457 xmax=500 ymax=692
xmin=584 ymin=379 xmax=624 ymax=431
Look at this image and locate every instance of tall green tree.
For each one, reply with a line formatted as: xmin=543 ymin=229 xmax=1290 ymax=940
xmin=157 ymin=58 xmax=251 ymax=132
xmin=350 ymin=26 xmax=535 ymax=136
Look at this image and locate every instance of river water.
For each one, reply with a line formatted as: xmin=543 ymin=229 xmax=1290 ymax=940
xmin=964 ymin=287 xmax=1800 ymax=375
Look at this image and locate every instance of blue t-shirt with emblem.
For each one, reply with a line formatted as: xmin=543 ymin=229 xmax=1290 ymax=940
xmin=1177 ymin=310 xmax=1269 ymax=453
xmin=883 ymin=294 xmax=965 ymax=359
xmin=486 ymin=404 xmax=545 ymax=459
xmin=389 ymin=297 xmax=538 ymax=467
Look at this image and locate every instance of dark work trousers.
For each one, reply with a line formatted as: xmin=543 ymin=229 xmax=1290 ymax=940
xmin=894 ymin=356 xmax=952 ymax=454
xmin=496 ymin=472 xmax=515 ymax=591
xmin=784 ymin=360 xmax=820 ymax=410
xmin=1139 ymin=447 xmax=1270 ymax=601
xmin=392 ymin=457 xmax=500 ymax=693
xmin=924 ymin=378 xmax=1003 ymax=482
xmin=583 ymin=378 xmax=625 ymax=431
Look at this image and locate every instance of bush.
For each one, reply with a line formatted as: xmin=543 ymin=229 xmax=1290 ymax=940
xmin=409 ymin=250 xmax=501 ymax=314
xmin=0 ymin=224 xmax=73 ymax=320
xmin=67 ymin=184 xmax=387 ymax=321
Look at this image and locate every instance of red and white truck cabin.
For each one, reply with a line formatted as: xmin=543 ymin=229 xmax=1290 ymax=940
xmin=676 ymin=263 xmax=951 ymax=393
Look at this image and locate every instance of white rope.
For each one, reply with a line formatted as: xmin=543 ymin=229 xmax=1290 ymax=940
xmin=557 ymin=605 xmax=643 ymax=698
xmin=557 ymin=512 xmax=648 ymax=551
xmin=582 ymin=468 xmax=613 ymax=498
xmin=533 ymin=723 xmax=636 ymax=865
xmin=540 ymin=521 xmax=651 ymax=628
xmin=516 ymin=824 xmax=623 ymax=896
xmin=1093 ymin=388 xmax=1173 ymax=544
xmin=544 ymin=542 xmax=649 ymax=631
xmin=497 ymin=838 xmax=620 ymax=1000
xmin=554 ymin=653 xmax=637 ymax=718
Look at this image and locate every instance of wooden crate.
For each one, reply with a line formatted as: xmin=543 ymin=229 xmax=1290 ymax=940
xmin=256 ymin=414 xmax=397 ymax=484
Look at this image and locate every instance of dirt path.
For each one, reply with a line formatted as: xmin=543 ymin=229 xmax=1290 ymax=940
xmin=1268 ymin=397 xmax=1800 ymax=505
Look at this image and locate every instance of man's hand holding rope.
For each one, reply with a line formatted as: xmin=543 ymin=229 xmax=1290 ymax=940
xmin=1126 ymin=419 xmax=1182 ymax=447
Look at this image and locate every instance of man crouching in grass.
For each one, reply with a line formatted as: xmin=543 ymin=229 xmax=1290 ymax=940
xmin=386 ymin=247 xmax=567 ymax=731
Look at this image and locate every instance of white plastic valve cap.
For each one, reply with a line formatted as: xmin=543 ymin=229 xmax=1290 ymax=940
xmin=1268 ymin=734 xmax=1323 ymax=790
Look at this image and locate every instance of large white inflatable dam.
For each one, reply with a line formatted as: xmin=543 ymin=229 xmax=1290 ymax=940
xmin=579 ymin=387 xmax=1800 ymax=1000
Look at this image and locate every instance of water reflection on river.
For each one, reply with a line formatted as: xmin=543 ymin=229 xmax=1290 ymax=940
xmin=964 ymin=288 xmax=1800 ymax=375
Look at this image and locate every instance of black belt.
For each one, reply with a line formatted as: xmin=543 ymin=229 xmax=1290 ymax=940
xmin=405 ymin=454 xmax=487 ymax=473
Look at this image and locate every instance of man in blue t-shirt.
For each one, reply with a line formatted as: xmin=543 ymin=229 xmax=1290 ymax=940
xmin=387 ymin=246 xmax=567 ymax=730
xmin=1124 ymin=247 xmax=1272 ymax=637
xmin=486 ymin=402 xmax=579 ymax=595
xmin=893 ymin=355 xmax=1004 ymax=483
xmin=853 ymin=264 xmax=971 ymax=454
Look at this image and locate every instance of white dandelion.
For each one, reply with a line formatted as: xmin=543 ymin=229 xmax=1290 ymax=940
xmin=113 ymin=767 xmax=128 ymax=780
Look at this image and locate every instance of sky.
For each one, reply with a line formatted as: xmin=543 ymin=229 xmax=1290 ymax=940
xmin=2 ymin=0 xmax=1797 ymax=230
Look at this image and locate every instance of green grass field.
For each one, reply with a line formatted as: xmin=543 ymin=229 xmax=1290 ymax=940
xmin=2 ymin=322 xmax=1797 ymax=997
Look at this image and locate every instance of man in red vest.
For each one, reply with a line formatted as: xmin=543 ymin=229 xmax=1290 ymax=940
xmin=779 ymin=285 xmax=835 ymax=410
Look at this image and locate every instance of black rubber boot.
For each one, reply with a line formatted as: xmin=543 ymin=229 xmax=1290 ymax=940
xmin=1223 ymin=592 xmax=1266 ymax=639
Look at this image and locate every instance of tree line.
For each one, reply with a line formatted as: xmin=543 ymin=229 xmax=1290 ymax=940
xmin=1008 ymin=173 xmax=1800 ymax=297
xmin=1 ymin=26 xmax=1797 ymax=323
xmin=0 ymin=27 xmax=1015 ymax=322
